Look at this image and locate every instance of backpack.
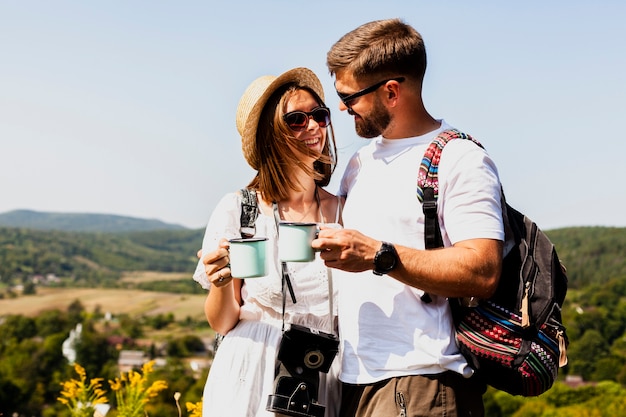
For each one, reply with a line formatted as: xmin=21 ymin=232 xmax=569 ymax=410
xmin=240 ymin=188 xmax=260 ymax=238
xmin=417 ymin=129 xmax=569 ymax=397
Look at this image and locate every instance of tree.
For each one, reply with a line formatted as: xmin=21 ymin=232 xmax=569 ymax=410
xmin=0 ymin=377 xmax=23 ymax=416
xmin=75 ymin=326 xmax=117 ymax=379
xmin=0 ymin=314 xmax=37 ymax=341
xmin=36 ymin=309 xmax=70 ymax=337
xmin=568 ymin=329 xmax=610 ymax=380
xmin=592 ymin=356 xmax=624 ymax=381
xmin=67 ymin=299 xmax=85 ymax=324
xmin=119 ymin=313 xmax=144 ymax=339
xmin=22 ymin=280 xmax=36 ymax=295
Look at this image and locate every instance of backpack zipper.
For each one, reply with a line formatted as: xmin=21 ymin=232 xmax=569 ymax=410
xmin=521 ymin=281 xmax=530 ymax=328
xmin=396 ymin=392 xmax=407 ymax=417
xmin=557 ymin=329 xmax=568 ymax=367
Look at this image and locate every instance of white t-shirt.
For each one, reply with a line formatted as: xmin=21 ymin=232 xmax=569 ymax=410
xmin=335 ymin=121 xmax=504 ymax=384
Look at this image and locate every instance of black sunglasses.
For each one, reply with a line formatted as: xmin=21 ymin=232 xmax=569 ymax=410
xmin=336 ymin=77 xmax=405 ymax=108
xmin=283 ymin=106 xmax=331 ymax=132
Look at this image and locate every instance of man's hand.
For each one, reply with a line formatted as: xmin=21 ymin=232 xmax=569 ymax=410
xmin=312 ymin=227 xmax=380 ymax=272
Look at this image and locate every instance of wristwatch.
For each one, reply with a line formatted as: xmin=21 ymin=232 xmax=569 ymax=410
xmin=373 ymin=242 xmax=398 ymax=276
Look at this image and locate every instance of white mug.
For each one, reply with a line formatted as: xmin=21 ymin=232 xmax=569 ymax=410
xmin=228 ymin=237 xmax=268 ymax=278
xmin=278 ymin=222 xmax=318 ymax=262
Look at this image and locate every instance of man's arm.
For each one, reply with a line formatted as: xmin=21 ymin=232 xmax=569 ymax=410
xmin=313 ymin=228 xmax=502 ymax=299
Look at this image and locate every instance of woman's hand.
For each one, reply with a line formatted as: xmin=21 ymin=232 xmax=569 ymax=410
xmin=199 ymin=238 xmax=243 ymax=334
xmin=200 ymin=238 xmax=232 ymax=288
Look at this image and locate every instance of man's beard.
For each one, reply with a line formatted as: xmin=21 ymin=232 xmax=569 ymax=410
xmin=354 ymin=98 xmax=391 ymax=138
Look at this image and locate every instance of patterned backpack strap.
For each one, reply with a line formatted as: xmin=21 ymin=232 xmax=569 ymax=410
xmin=416 ymin=129 xmax=480 ymax=203
xmin=417 ymin=129 xmax=483 ymax=305
xmin=240 ymin=188 xmax=259 ymax=238
xmin=417 ymin=129 xmax=475 ymax=252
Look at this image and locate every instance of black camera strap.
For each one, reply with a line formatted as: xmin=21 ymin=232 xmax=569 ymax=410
xmin=272 ymin=199 xmax=334 ymax=335
xmin=267 ymin=198 xmax=338 ymax=417
xmin=272 ymin=201 xmax=297 ymax=310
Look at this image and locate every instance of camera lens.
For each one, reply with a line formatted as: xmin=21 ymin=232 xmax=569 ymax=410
xmin=304 ymin=349 xmax=324 ymax=369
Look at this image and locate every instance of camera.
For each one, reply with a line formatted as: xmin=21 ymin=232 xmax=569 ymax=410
xmin=267 ymin=324 xmax=339 ymax=417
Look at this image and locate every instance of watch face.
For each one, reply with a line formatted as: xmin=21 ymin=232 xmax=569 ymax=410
xmin=377 ymin=251 xmax=396 ymax=269
xmin=374 ymin=243 xmax=397 ymax=274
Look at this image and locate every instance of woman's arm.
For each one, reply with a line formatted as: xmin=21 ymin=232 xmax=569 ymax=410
xmin=201 ymin=239 xmax=242 ymax=334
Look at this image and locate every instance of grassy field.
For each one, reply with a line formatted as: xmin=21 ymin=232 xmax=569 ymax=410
xmin=120 ymin=270 xmax=192 ymax=283
xmin=0 ymin=286 xmax=207 ymax=321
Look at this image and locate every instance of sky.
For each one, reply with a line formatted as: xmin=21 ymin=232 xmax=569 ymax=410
xmin=1 ymin=1 xmax=625 ymax=231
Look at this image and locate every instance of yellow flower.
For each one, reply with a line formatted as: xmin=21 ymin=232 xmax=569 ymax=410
xmin=74 ymin=363 xmax=87 ymax=380
xmin=109 ymin=378 xmax=122 ymax=391
xmin=110 ymin=360 xmax=168 ymax=417
xmin=145 ymin=380 xmax=168 ymax=399
xmin=57 ymin=363 xmax=108 ymax=417
xmin=58 ymin=360 xmax=204 ymax=416
xmin=141 ymin=360 xmax=154 ymax=374
xmin=186 ymin=400 xmax=203 ymax=417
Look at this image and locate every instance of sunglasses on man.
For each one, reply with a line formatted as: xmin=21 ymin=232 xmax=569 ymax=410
xmin=336 ymin=77 xmax=405 ymax=110
xmin=283 ymin=106 xmax=331 ymax=132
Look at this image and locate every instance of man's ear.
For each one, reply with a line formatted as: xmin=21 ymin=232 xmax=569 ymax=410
xmin=385 ymin=80 xmax=401 ymax=106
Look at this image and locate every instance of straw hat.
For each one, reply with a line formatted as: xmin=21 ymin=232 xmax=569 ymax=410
xmin=236 ymin=67 xmax=325 ymax=170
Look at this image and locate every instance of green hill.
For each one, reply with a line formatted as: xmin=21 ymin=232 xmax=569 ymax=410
xmin=547 ymin=226 xmax=626 ymax=289
xmin=0 ymin=209 xmax=187 ymax=232
xmin=0 ymin=226 xmax=204 ymax=288
xmin=1 ymin=224 xmax=623 ymax=292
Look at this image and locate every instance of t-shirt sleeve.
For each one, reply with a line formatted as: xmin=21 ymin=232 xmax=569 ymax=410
xmin=438 ymin=140 xmax=504 ymax=244
xmin=339 ymin=151 xmax=362 ymax=198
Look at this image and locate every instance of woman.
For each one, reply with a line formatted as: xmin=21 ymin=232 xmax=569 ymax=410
xmin=193 ymin=67 xmax=342 ymax=416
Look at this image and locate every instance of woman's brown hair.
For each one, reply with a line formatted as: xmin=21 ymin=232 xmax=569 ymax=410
xmin=247 ymin=84 xmax=337 ymax=203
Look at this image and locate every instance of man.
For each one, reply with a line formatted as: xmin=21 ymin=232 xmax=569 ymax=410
xmin=312 ymin=18 xmax=505 ymax=416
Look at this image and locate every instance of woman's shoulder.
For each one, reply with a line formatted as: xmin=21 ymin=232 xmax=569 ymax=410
xmin=318 ymin=187 xmax=338 ymax=205
xmin=212 ymin=190 xmax=258 ymax=217
xmin=214 ymin=191 xmax=243 ymax=209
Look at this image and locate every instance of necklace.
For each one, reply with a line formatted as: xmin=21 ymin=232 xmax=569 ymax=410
xmin=278 ymin=187 xmax=320 ymax=222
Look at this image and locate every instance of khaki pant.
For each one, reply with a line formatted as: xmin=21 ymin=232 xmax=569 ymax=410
xmin=339 ymin=371 xmax=486 ymax=417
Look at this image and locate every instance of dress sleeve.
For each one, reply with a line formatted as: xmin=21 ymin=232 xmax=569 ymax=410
xmin=192 ymin=192 xmax=242 ymax=290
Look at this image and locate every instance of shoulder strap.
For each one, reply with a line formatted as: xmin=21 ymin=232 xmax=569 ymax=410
xmin=416 ymin=129 xmax=482 ymax=204
xmin=417 ymin=129 xmax=483 ymax=249
xmin=416 ymin=129 xmax=483 ymax=304
xmin=240 ymin=188 xmax=259 ymax=238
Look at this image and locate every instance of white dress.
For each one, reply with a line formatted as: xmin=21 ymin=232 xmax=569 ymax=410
xmin=193 ymin=192 xmax=341 ymax=417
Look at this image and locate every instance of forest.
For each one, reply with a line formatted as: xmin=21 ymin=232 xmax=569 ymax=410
xmin=1 ymin=225 xmax=626 ymax=416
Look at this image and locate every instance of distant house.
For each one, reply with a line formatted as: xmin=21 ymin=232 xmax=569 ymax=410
xmin=118 ymin=350 xmax=147 ymax=373
xmin=106 ymin=335 xmax=134 ymax=350
xmin=564 ymin=375 xmax=595 ymax=389
xmin=46 ymin=273 xmax=60 ymax=283
xmin=31 ymin=273 xmax=60 ymax=285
